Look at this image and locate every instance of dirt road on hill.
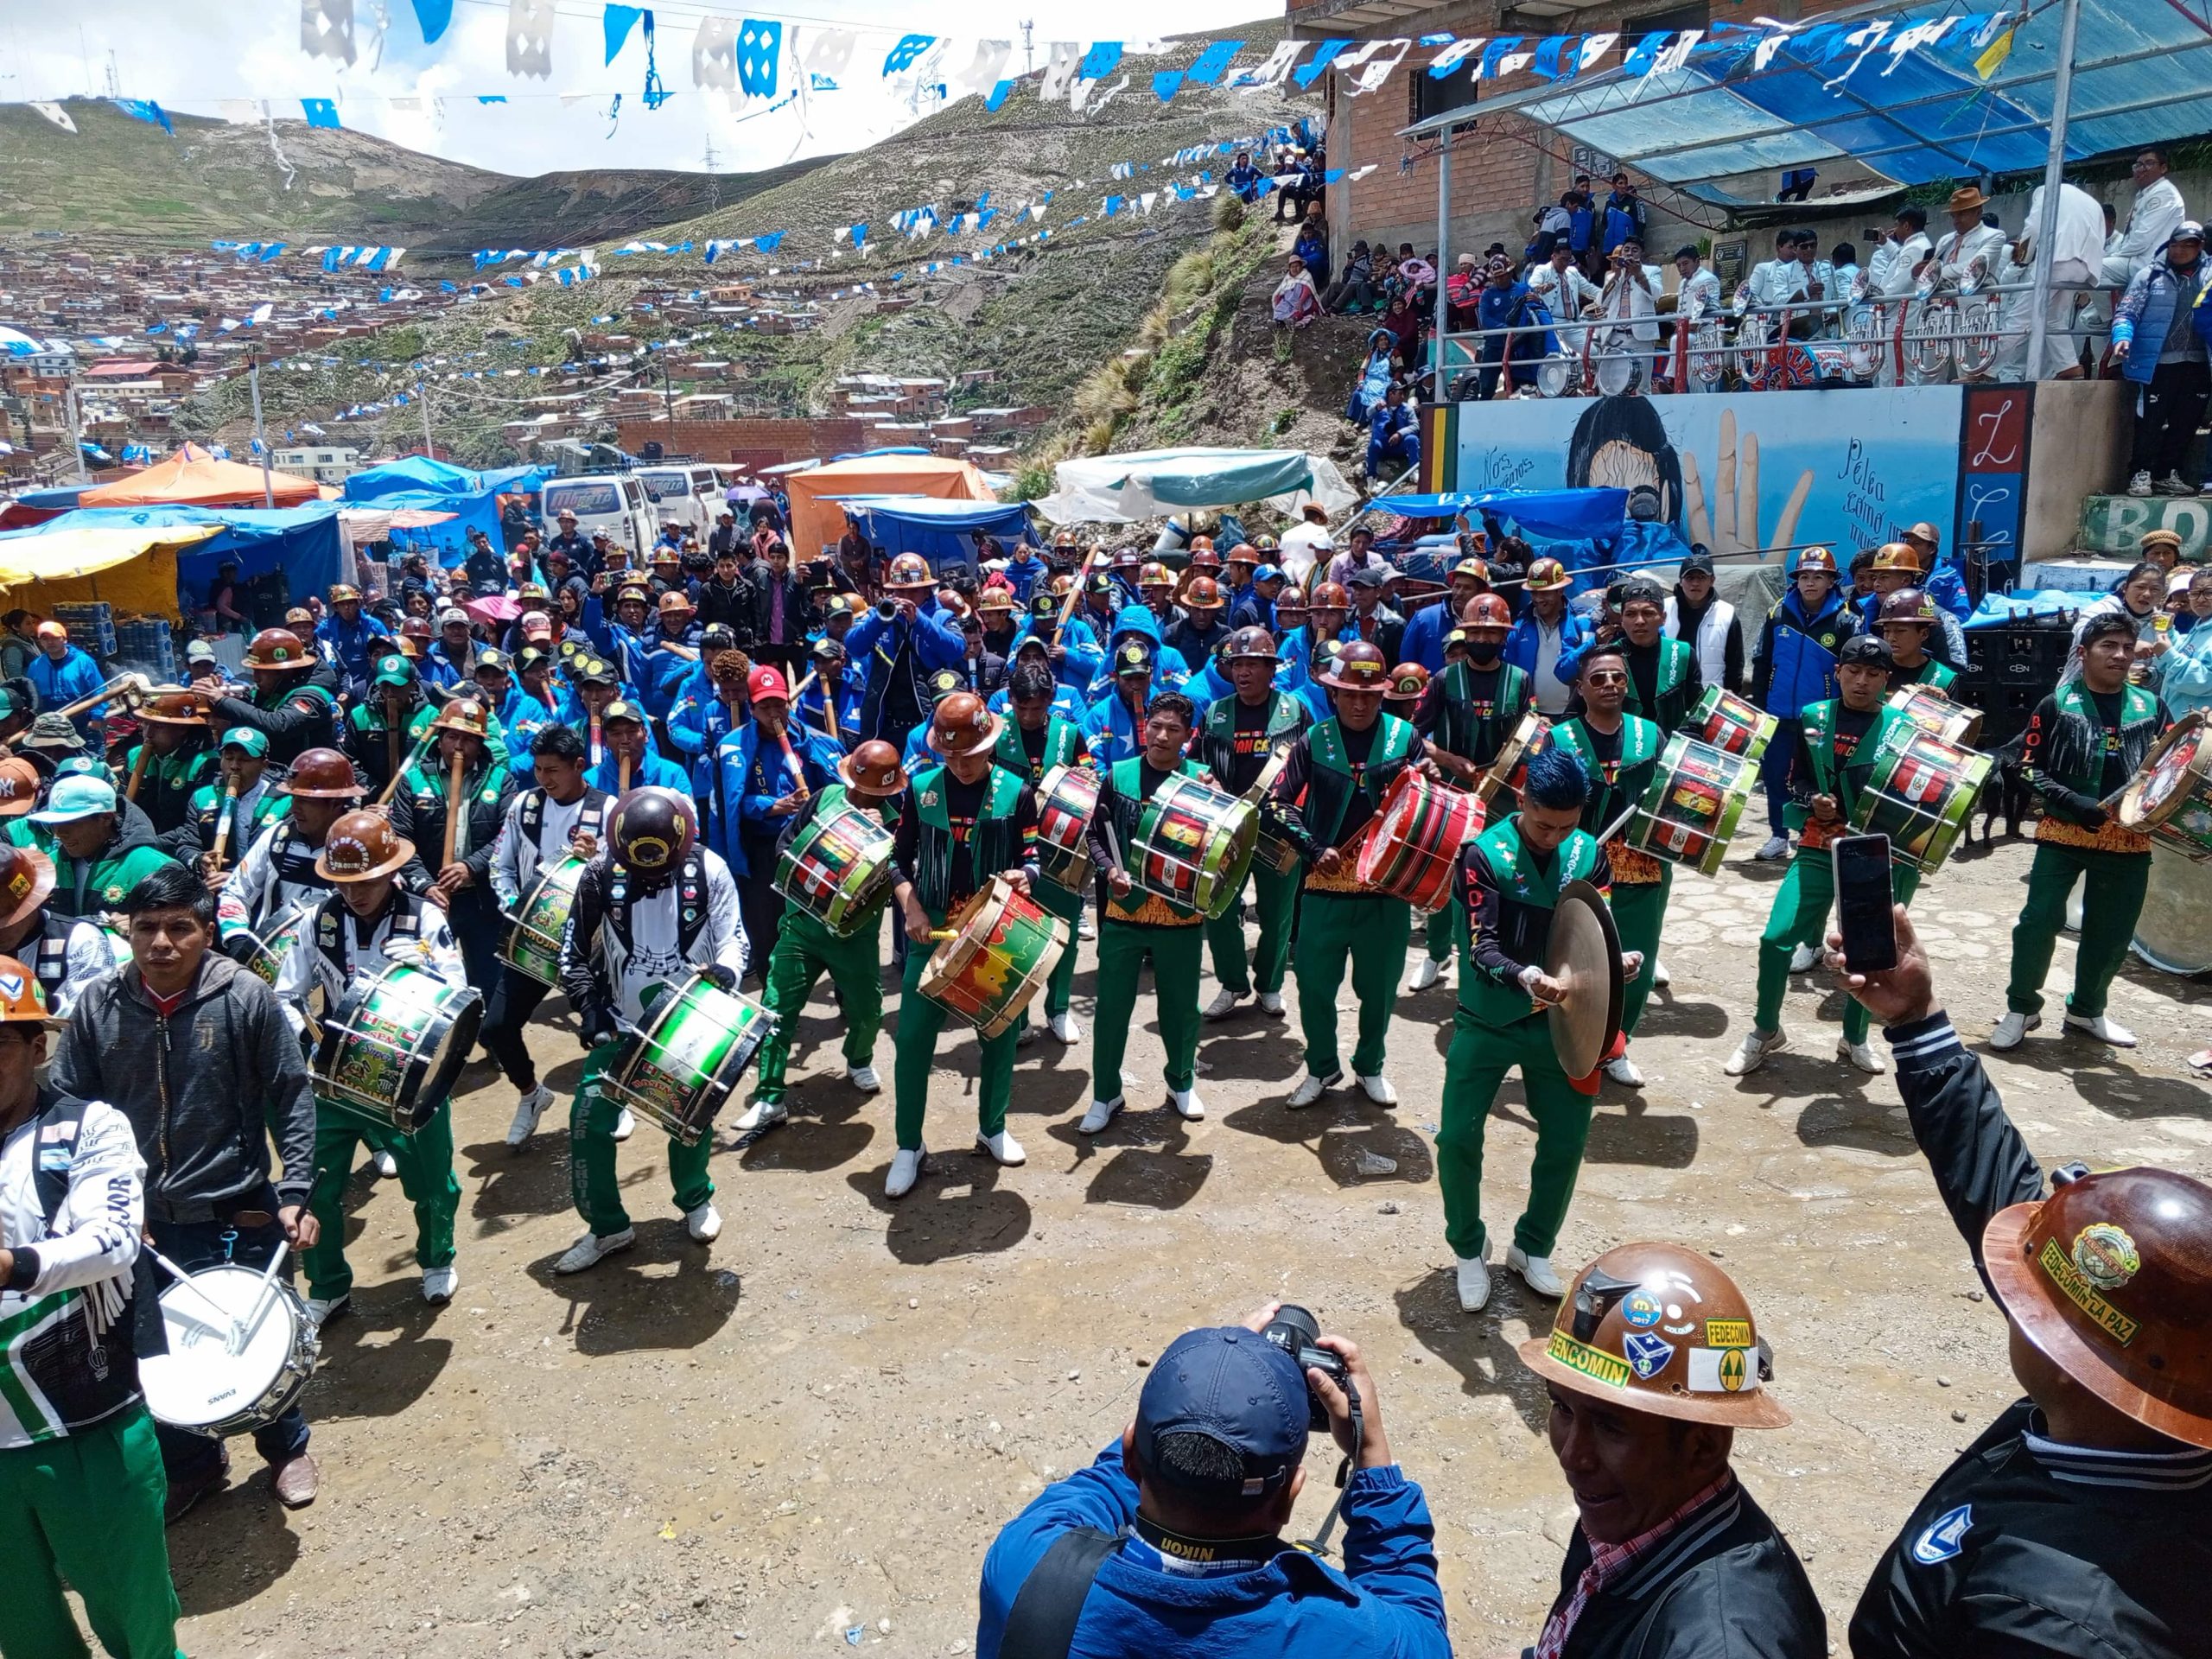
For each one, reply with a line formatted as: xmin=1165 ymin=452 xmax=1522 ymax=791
xmin=157 ymin=830 xmax=2209 ymax=1659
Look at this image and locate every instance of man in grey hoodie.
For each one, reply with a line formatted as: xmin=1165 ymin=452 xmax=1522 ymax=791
xmin=50 ymin=862 xmax=322 ymax=1519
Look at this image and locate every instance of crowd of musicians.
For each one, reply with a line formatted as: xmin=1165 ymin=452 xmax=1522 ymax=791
xmin=0 ymin=504 xmax=2206 ymax=1659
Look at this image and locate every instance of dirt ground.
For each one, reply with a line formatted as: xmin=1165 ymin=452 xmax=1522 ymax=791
xmin=157 ymin=829 xmax=2210 ymax=1659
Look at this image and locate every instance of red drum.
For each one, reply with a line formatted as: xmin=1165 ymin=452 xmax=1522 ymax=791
xmin=1356 ymin=768 xmax=1485 ymax=912
xmin=1034 ymin=764 xmax=1101 ymax=893
xmin=1479 ymin=714 xmax=1551 ymax=804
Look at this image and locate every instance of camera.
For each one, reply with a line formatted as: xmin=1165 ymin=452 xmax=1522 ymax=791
xmin=1262 ymin=1304 xmax=1351 ymax=1431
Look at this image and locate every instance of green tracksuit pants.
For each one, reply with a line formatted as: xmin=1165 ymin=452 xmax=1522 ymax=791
xmin=753 ymin=909 xmax=884 ymax=1105
xmin=893 ymin=941 xmax=1015 ymax=1151
xmin=1437 ymin=1008 xmax=1591 ymax=1260
xmin=569 ymin=1039 xmax=714 ymax=1236
xmin=1294 ymin=890 xmax=1413 ymax=1078
xmin=1033 ymin=877 xmax=1085 ymax=1018
xmin=1205 ymin=861 xmax=1300 ymax=996
xmin=2006 ymin=841 xmax=2151 ymax=1019
xmin=1611 ymin=869 xmax=1670 ymax=1039
xmin=1422 ymin=897 xmax=1458 ymax=964
xmin=1091 ymin=919 xmax=1205 ymax=1101
xmin=0 ymin=1408 xmax=183 ymax=1659
xmin=303 ymin=1099 xmax=458 ymax=1300
xmin=1752 ymin=850 xmax=1922 ymax=1045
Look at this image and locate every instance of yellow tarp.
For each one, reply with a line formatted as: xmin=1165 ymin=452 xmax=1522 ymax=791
xmin=0 ymin=524 xmax=217 ymax=622
xmin=784 ymin=454 xmax=995 ymax=561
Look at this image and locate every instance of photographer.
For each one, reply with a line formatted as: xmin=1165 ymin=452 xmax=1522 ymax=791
xmin=976 ymin=1304 xmax=1448 ymax=1659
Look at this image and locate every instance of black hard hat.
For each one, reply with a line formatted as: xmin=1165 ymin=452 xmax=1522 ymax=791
xmin=608 ymin=786 xmax=697 ymax=879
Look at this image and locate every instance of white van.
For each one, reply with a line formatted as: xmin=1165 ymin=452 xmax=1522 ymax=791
xmin=635 ymin=464 xmax=721 ymax=538
xmin=540 ymin=474 xmax=654 ymax=560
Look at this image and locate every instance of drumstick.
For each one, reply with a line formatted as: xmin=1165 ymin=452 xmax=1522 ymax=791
xmin=385 ymin=690 xmax=403 ymax=788
xmin=229 ymin=1239 xmax=291 ymax=1357
xmin=207 ymin=781 xmax=240 ymax=876
xmin=1597 ymin=802 xmax=1640 ymax=845
xmin=143 ymin=1246 xmax=243 ymax=1334
xmin=442 ymin=747 xmax=467 ymax=871
xmin=376 ymin=725 xmax=438 ymax=808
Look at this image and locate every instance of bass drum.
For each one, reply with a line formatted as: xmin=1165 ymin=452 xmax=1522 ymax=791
xmin=2131 ymin=843 xmax=2212 ymax=976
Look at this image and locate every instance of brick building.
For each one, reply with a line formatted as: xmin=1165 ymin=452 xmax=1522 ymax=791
xmin=613 ymin=416 xmax=877 ymax=472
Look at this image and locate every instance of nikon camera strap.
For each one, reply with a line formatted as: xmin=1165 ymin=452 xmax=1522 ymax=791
xmin=1000 ymin=1528 xmax=1121 ymax=1659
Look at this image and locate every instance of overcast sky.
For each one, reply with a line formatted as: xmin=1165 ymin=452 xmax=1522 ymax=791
xmin=1 ymin=2 xmax=1268 ymax=178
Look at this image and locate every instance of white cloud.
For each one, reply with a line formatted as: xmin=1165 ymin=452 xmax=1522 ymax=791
xmin=1 ymin=0 xmax=1267 ymax=178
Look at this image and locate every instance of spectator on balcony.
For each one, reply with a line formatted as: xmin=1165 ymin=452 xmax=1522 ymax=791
xmin=1673 ymin=246 xmax=1722 ymax=320
xmin=1567 ymin=189 xmax=1598 ymax=277
xmin=1999 ymin=179 xmax=2106 ymax=382
xmin=2102 ymin=148 xmax=2188 ymax=289
xmin=1324 ymin=242 xmax=1377 ymax=315
xmin=2113 ymin=220 xmax=2209 ymax=498
xmin=1600 ymin=174 xmax=1648 ymax=255
xmin=1445 ymin=254 xmax=1484 ymax=330
xmin=1527 ymin=244 xmax=1602 ymax=350
xmin=1931 ymin=186 xmax=2006 ymax=287
xmin=1869 ymin=206 xmax=1934 ymax=300
xmin=1530 ymin=194 xmax=1573 ymax=264
xmin=1397 ymin=247 xmax=1437 ymax=315
xmin=1475 ymin=260 xmax=1545 ymax=399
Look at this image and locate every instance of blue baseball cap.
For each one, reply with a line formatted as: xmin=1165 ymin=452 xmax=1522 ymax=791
xmin=31 ymin=775 xmax=118 ymax=825
xmin=1254 ymin=564 xmax=1286 ymax=584
xmin=1133 ymin=1327 xmax=1309 ymax=1497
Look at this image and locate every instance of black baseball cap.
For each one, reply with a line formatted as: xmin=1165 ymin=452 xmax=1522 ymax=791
xmin=1134 ymin=1327 xmax=1309 ymax=1497
xmin=1837 ymin=634 xmax=1895 ymax=670
xmin=1681 ymin=548 xmax=1715 ymax=575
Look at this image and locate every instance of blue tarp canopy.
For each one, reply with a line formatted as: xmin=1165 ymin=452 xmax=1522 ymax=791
xmin=834 ymin=494 xmax=1039 ymax=570
xmin=1967 ymin=590 xmax=2088 ymax=627
xmin=343 ymin=455 xmax=484 ymax=501
xmin=478 ymin=464 xmax=550 ymax=496
xmin=3 ymin=504 xmax=345 ymax=605
xmin=9 ymin=486 xmax=86 ymax=512
xmin=1404 ymin=3 xmax=2212 ymax=207
xmin=342 ymin=456 xmax=497 ymax=565
xmin=1370 ymin=488 xmax=1629 ymax=543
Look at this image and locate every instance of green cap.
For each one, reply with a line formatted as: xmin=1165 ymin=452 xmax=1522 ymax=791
xmin=220 ymin=727 xmax=270 ymax=757
xmin=372 ymin=653 xmax=416 ymax=689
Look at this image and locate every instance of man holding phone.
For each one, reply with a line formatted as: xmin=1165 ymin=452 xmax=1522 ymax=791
xmin=1728 ymin=636 xmax=1913 ymax=1077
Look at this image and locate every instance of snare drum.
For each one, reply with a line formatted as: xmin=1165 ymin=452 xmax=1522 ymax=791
xmin=919 ymin=875 xmax=1068 ymax=1039
xmin=1886 ymin=684 xmax=1984 ymax=747
xmin=1851 ymin=725 xmax=1993 ymax=874
xmin=1355 ymin=768 xmax=1485 ymax=911
xmin=1624 ymin=736 xmax=1759 ymax=876
xmin=501 ymin=854 xmax=587 ymax=985
xmin=310 ymin=963 xmax=484 ymax=1133
xmin=1690 ymin=686 xmax=1779 ymax=762
xmin=2117 ymin=711 xmax=2212 ymax=863
xmin=1130 ymin=773 xmax=1259 ymax=921
xmin=1478 ymin=714 xmax=1552 ymax=804
xmin=139 ymin=1263 xmax=319 ymax=1440
xmin=1034 ymin=765 xmax=1102 ymax=893
xmin=244 ymin=903 xmax=315 ymax=987
xmin=775 ymin=804 xmax=896 ymax=937
xmin=601 ymin=974 xmax=776 ymax=1147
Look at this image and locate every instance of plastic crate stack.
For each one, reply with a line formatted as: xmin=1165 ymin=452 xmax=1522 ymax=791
xmin=1960 ymin=618 xmax=2073 ymax=747
xmin=112 ymin=618 xmax=177 ymax=685
xmin=49 ymin=602 xmax=116 ymax=657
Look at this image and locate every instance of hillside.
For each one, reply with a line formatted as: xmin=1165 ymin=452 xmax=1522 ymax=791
xmin=0 ymin=98 xmax=829 ymax=245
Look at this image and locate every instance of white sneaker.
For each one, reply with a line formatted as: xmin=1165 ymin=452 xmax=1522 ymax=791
xmin=1203 ymin=987 xmax=1247 ymax=1020
xmin=372 ymin=1148 xmax=399 ymax=1178
xmin=1506 ymin=1246 xmax=1567 ymax=1298
xmin=1048 ymin=1010 xmax=1081 ymax=1044
xmin=1077 ymin=915 xmax=1096 ymax=940
xmin=976 ymin=1129 xmax=1026 ymax=1166
xmin=1788 ymin=942 xmax=1821 ymax=973
xmin=1407 ymin=957 xmax=1443 ymax=992
xmin=554 ymin=1228 xmax=636 ymax=1274
xmin=2064 ymin=1012 xmax=2138 ymax=1047
xmin=684 ymin=1201 xmax=721 ymax=1242
xmin=1651 ymin=957 xmax=1670 ymax=989
xmin=612 ymin=1106 xmax=636 ymax=1141
xmin=1455 ymin=1251 xmax=1492 ymax=1313
xmin=1724 ymin=1027 xmax=1786 ymax=1076
xmin=1077 ymin=1096 xmax=1124 ymax=1135
xmin=2126 ymin=470 xmax=2154 ymax=496
xmin=1257 ymin=991 xmax=1286 ymax=1017
xmin=1356 ymin=1071 xmax=1397 ymax=1106
xmin=1169 ymin=1086 xmax=1205 ymax=1121
xmin=421 ymin=1265 xmax=458 ymax=1305
xmin=885 ymin=1144 xmax=926 ymax=1198
xmin=733 ymin=1097 xmax=788 ymax=1133
xmin=505 ymin=1084 xmax=554 ymax=1147
xmin=1754 ymin=834 xmax=1789 ymax=861
xmin=2158 ymin=471 xmax=2192 ymax=496
xmin=1603 ymin=1053 xmax=1643 ymax=1088
xmin=1016 ymin=1024 xmax=1038 ymax=1048
xmin=305 ymin=1293 xmax=350 ymax=1325
xmin=1836 ymin=1037 xmax=1886 ymax=1073
xmin=1989 ymin=1011 xmax=2040 ymax=1050
xmin=1287 ymin=1070 xmax=1341 ymax=1109
xmin=848 ymin=1063 xmax=881 ymax=1093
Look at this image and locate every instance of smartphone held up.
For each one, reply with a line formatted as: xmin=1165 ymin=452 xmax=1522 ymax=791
xmin=1832 ymin=833 xmax=1899 ymax=976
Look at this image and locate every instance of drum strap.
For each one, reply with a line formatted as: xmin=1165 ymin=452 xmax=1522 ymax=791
xmin=29 ymin=1090 xmax=162 ymax=1362
xmin=607 ymin=849 xmax=709 ymax=959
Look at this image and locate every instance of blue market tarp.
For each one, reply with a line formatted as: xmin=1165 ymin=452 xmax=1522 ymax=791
xmin=0 ymin=504 xmax=344 ymax=605
xmin=342 ymin=455 xmax=485 ymax=501
xmin=10 ymin=486 xmax=86 ymax=512
xmin=343 ymin=457 xmax=498 ymax=565
xmin=1370 ymin=488 xmax=1629 ymax=544
xmin=1967 ymin=591 xmax=2088 ymax=628
xmin=835 ymin=494 xmax=1038 ymax=571
xmin=478 ymin=464 xmax=550 ymax=496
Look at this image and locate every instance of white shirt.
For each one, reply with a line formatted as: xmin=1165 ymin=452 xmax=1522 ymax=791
xmin=1528 ymin=263 xmax=1602 ymax=317
xmin=1278 ymin=524 xmax=1334 ymax=588
xmin=1599 ymin=269 xmax=1660 ymax=341
xmin=275 ymin=890 xmax=463 ymax=1032
xmin=2113 ymin=175 xmax=2186 ymax=269
xmin=491 ymin=787 xmax=592 ymax=911
xmin=1531 ymin=620 xmax=1572 ymax=715
xmin=1675 ymin=266 xmax=1723 ymax=319
xmin=2024 ymin=182 xmax=2108 ymax=272
xmin=1878 ymin=232 xmax=1934 ymax=298
xmin=582 ymin=849 xmax=746 ymax=1026
xmin=217 ymin=819 xmax=329 ymax=943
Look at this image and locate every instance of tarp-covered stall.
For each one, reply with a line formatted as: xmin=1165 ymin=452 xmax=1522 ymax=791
xmin=79 ymin=442 xmax=323 ymax=510
xmin=1032 ymin=448 xmax=1359 ymax=524
xmin=341 ymin=457 xmax=502 ymax=564
xmin=833 ymin=495 xmax=1038 ymax=573
xmin=784 ymin=454 xmax=995 ymax=559
xmin=0 ymin=520 xmax=222 ymax=620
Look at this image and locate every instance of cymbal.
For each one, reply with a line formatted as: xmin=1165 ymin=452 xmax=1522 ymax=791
xmin=1545 ymin=878 xmax=1625 ymax=1081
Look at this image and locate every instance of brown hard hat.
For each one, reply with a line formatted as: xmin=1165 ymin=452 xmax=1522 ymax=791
xmin=1182 ymin=575 xmax=1227 ymax=611
xmin=281 ymin=748 xmax=362 ymax=799
xmin=1224 ymin=626 xmax=1277 ymax=662
xmin=1517 ymin=1243 xmax=1791 ymax=1429
xmin=1985 ymin=1166 xmax=2212 ymax=1448
xmin=243 ymin=627 xmax=309 ymax=671
xmin=1138 ymin=561 xmax=1173 ymax=586
xmin=1385 ymin=663 xmax=1430 ymax=702
xmin=657 ymin=588 xmax=694 ymax=614
xmin=885 ymin=553 xmax=934 ymax=590
xmin=1187 ymin=545 xmax=1224 ymax=570
xmin=315 ymin=810 xmax=413 ymax=883
xmin=839 ymin=739 xmax=908 ymax=798
xmin=1310 ymin=582 xmax=1351 ymax=612
xmin=139 ymin=690 xmax=213 ymax=728
xmin=0 ymin=842 xmax=56 ymax=930
xmin=1319 ymin=639 xmax=1390 ymax=691
xmin=608 ymin=786 xmax=698 ymax=878
xmin=926 ymin=690 xmax=1001 ymax=758
xmin=1871 ymin=541 xmax=1923 ymax=574
xmin=1878 ymin=587 xmax=1939 ymax=626
xmin=429 ymin=698 xmax=492 ymax=740
xmin=1463 ymin=593 xmax=1513 ymax=631
xmin=976 ymin=585 xmax=1016 ymax=613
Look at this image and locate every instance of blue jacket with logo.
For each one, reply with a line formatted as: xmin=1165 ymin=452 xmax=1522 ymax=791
xmin=1752 ymin=588 xmax=1854 ymax=719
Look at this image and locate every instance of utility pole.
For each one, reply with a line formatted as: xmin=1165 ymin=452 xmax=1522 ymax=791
xmin=62 ymin=366 xmax=88 ymax=485
xmin=1020 ymin=20 xmax=1034 ymax=74
xmin=246 ymin=352 xmax=276 ymax=507
xmin=419 ymin=381 xmax=434 ymax=460
xmin=662 ymin=350 xmax=676 ymax=427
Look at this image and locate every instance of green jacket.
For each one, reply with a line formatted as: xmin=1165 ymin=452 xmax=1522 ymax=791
xmin=119 ymin=742 xmax=219 ymax=837
xmin=1292 ymin=715 xmax=1416 ymax=860
xmin=994 ymin=715 xmax=1084 ymax=785
xmin=48 ymin=834 xmax=180 ymax=920
xmin=183 ymin=779 xmax=291 ymax=856
xmin=1428 ymin=660 xmax=1532 ymax=770
xmin=1459 ymin=815 xmax=1604 ymax=1030
xmin=1547 ymin=715 xmax=1663 ymax=842
xmin=2024 ymin=679 xmax=2164 ymax=826
xmin=1627 ymin=638 xmax=1700 ymax=735
xmin=1195 ymin=690 xmax=1306 ymax=791
xmin=908 ymin=762 xmax=1027 ymax=923
xmin=1790 ymin=698 xmax=1904 ymax=834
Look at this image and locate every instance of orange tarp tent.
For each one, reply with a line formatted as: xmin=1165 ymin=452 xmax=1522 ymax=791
xmin=783 ymin=454 xmax=995 ymax=560
xmin=79 ymin=442 xmax=324 ymax=510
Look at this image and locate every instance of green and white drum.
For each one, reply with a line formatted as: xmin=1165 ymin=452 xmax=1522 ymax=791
xmin=1690 ymin=686 xmax=1779 ymax=763
xmin=245 ymin=904 xmax=316 ymax=988
xmin=1851 ymin=725 xmax=1992 ymax=874
xmin=501 ymin=854 xmax=588 ymax=985
xmin=2119 ymin=711 xmax=2212 ymax=863
xmin=1130 ymin=773 xmax=1258 ymax=920
xmin=774 ymin=804 xmax=896 ymax=937
xmin=1887 ymin=684 xmax=1984 ymax=748
xmin=311 ymin=963 xmax=484 ymax=1134
xmin=602 ymin=974 xmax=776 ymax=1147
xmin=1624 ymin=735 xmax=1759 ymax=877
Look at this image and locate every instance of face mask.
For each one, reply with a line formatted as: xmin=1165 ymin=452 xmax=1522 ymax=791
xmin=1466 ymin=640 xmax=1502 ymax=665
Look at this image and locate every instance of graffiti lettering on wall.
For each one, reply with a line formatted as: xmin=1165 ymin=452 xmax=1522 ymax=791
xmin=1837 ymin=437 xmax=1889 ymax=554
xmin=2082 ymin=494 xmax=2212 ymax=563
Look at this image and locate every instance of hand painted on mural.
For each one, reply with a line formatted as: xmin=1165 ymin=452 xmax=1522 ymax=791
xmin=1680 ymin=408 xmax=1814 ymax=568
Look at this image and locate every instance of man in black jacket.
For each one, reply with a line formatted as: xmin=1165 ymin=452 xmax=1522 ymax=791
xmin=1834 ymin=908 xmax=2212 ymax=1658
xmin=52 ymin=864 xmax=323 ymax=1517
xmin=1516 ymin=1243 xmax=1824 ymax=1658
